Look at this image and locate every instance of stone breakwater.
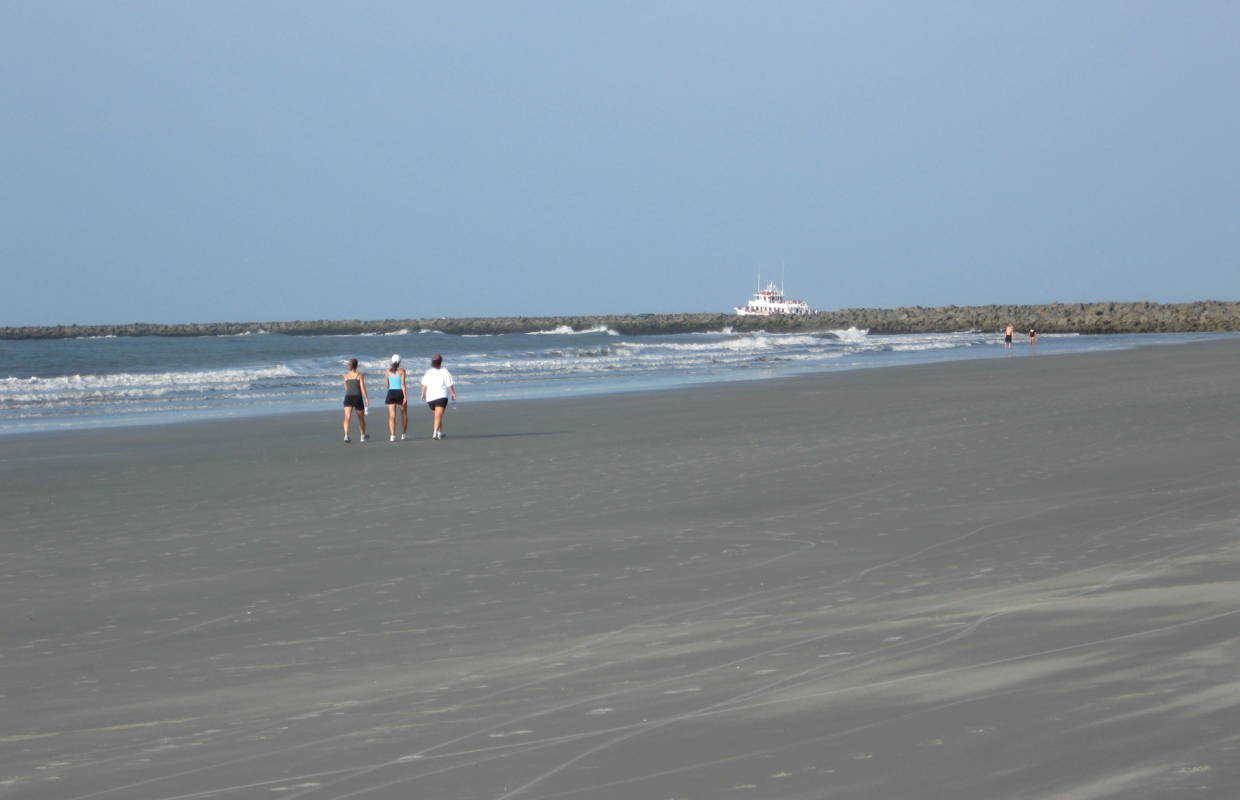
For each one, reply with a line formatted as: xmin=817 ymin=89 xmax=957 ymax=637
xmin=3 ymin=301 xmax=1238 ymax=340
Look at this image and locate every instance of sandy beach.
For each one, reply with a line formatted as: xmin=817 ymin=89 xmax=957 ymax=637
xmin=3 ymin=339 xmax=1239 ymax=799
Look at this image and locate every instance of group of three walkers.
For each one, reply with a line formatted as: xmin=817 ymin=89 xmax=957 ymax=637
xmin=341 ymin=353 xmax=457 ymax=443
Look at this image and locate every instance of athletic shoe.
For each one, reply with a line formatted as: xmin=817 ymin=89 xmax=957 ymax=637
xmin=390 ymin=435 xmax=396 ymax=442
xmin=361 ymin=434 xmax=369 ymax=443
xmin=343 ymin=436 xmax=350 ymax=443
xmin=400 ymin=433 xmax=407 ymax=441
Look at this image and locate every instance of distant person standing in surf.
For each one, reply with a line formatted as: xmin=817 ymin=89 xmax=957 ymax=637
xmin=384 ymin=354 xmax=409 ymax=442
xmin=419 ymin=354 xmax=457 ymax=440
xmin=1004 ymin=324 xmax=1015 ymax=349
xmin=342 ymin=359 xmax=370 ymax=443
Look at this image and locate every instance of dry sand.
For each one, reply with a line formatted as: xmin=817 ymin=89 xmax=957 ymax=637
xmin=3 ymin=339 xmax=1239 ymax=799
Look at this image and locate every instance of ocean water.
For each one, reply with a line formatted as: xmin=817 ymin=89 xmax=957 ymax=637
xmin=0 ymin=326 xmax=1233 ymax=435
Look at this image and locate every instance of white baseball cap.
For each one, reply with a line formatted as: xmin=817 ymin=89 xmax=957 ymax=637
xmin=390 ymin=354 xmax=401 ymax=364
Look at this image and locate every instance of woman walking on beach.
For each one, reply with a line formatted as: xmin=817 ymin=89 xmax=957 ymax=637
xmin=342 ymin=358 xmax=369 ymax=443
xmin=419 ymin=354 xmax=456 ymax=440
xmin=385 ymin=354 xmax=409 ymax=442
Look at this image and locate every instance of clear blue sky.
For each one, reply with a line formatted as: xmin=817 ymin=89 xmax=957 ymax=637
xmin=2 ymin=1 xmax=1237 ymax=326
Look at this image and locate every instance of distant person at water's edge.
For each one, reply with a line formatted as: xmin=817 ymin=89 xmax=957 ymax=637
xmin=1004 ymin=324 xmax=1015 ymax=348
xmin=385 ymin=354 xmax=409 ymax=442
xmin=342 ymin=359 xmax=369 ymax=443
xmin=1028 ymin=327 xmax=1037 ymax=345
xmin=419 ymin=354 xmax=456 ymax=440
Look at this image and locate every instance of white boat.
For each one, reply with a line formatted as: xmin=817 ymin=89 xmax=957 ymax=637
xmin=734 ymin=281 xmax=815 ymax=317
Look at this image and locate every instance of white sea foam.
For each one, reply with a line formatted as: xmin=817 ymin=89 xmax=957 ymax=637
xmin=2 ymin=365 xmax=297 ymax=391
xmin=614 ymin=332 xmax=824 ymax=353
xmin=463 ymin=340 xmax=848 ymax=378
xmin=873 ymin=331 xmax=994 ymax=352
xmin=526 ymin=325 xmax=619 ymax=336
xmin=0 ymin=365 xmax=299 ymax=407
xmin=888 ymin=340 xmax=974 ymax=352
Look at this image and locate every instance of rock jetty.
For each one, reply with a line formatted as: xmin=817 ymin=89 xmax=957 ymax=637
xmin=2 ymin=301 xmax=1238 ymax=340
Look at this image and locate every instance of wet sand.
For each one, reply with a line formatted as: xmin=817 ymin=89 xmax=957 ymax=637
xmin=3 ymin=339 xmax=1240 ymax=799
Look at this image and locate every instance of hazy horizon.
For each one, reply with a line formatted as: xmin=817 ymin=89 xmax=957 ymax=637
xmin=3 ymin=1 xmax=1238 ymax=327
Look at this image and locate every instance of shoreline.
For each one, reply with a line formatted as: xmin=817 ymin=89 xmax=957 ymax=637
xmin=2 ymin=332 xmax=1230 ymax=439
xmin=4 ymin=299 xmax=1240 ymax=339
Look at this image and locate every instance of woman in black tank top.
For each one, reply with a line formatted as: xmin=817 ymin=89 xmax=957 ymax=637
xmin=341 ymin=358 xmax=369 ymax=443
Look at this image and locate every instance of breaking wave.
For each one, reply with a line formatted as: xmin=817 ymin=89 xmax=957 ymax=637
xmin=526 ymin=325 xmax=619 ymax=336
xmin=0 ymin=365 xmax=301 ymax=408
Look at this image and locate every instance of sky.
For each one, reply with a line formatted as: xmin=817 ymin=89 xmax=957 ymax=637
xmin=2 ymin=1 xmax=1238 ymax=326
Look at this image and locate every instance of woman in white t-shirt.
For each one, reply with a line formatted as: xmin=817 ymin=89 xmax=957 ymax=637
xmin=419 ymin=354 xmax=457 ymax=440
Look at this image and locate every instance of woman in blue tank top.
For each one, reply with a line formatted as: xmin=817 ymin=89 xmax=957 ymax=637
xmin=384 ymin=354 xmax=409 ymax=442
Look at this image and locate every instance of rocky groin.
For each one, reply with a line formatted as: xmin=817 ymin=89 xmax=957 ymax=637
xmin=3 ymin=300 xmax=1238 ymax=340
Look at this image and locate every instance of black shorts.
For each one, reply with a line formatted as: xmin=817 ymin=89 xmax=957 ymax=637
xmin=1004 ymin=335 xmax=1013 ymax=343
xmin=426 ymin=397 xmax=448 ymax=410
xmin=344 ymin=395 xmax=364 ymax=410
xmin=386 ymin=390 xmax=405 ymax=405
